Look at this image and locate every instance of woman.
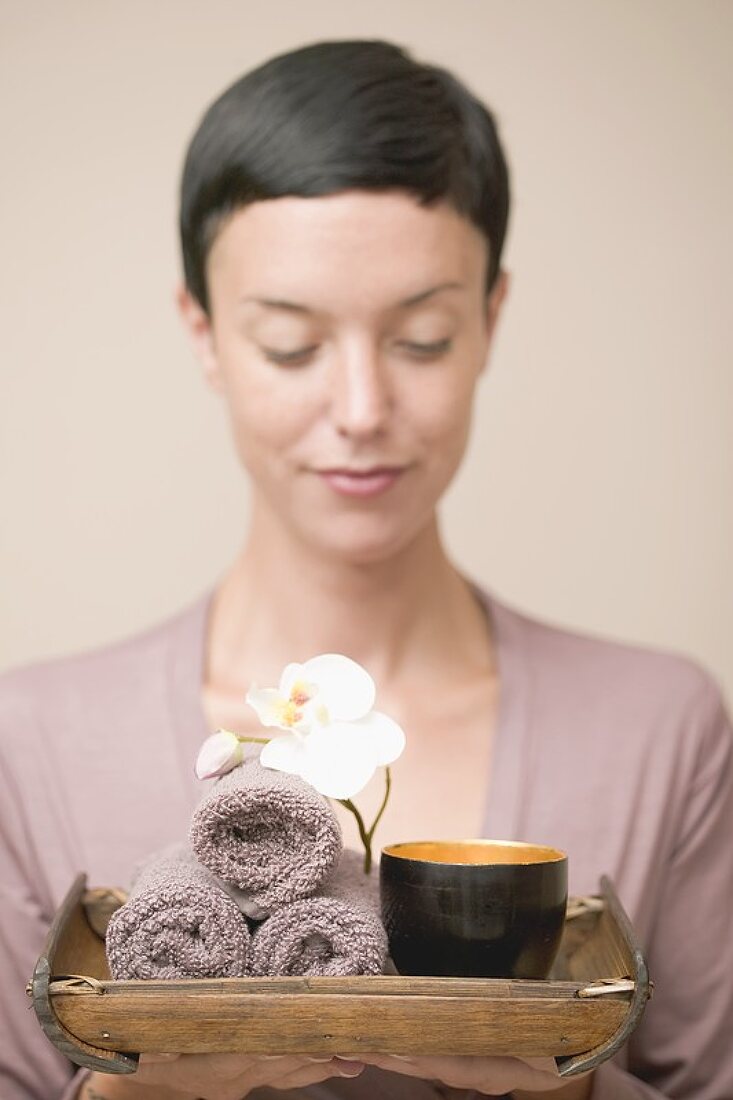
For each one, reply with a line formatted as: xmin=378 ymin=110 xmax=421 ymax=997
xmin=1 ymin=40 xmax=731 ymax=1100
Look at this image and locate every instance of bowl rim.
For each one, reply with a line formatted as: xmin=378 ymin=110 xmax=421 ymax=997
xmin=380 ymin=838 xmax=568 ymax=867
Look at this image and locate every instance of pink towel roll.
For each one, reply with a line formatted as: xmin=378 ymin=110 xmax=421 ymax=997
xmin=105 ymin=845 xmax=251 ymax=980
xmin=190 ymin=752 xmax=343 ymax=918
xmin=249 ymin=849 xmax=388 ymax=976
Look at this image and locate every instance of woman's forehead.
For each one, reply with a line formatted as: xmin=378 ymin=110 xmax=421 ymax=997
xmin=206 ymin=190 xmax=488 ymax=312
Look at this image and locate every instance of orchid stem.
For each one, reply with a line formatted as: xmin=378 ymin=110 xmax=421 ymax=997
xmin=220 ymin=729 xmax=272 ymax=745
xmin=339 ymin=766 xmax=393 ymax=874
xmin=340 ymin=799 xmax=372 ymax=873
xmin=369 ymin=766 xmax=392 ymax=841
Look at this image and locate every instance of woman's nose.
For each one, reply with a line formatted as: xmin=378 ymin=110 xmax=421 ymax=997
xmin=330 ymin=346 xmax=392 ymax=439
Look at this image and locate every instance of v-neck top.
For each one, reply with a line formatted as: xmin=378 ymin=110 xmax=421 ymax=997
xmin=1 ymin=586 xmax=731 ymax=1100
xmin=167 ymin=587 xmax=536 ymax=846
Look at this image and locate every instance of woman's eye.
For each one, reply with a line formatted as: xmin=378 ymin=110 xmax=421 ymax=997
xmin=261 ymin=339 xmax=452 ymax=365
xmin=398 ymin=338 xmax=453 ymax=359
xmin=261 ymin=345 xmax=318 ymax=366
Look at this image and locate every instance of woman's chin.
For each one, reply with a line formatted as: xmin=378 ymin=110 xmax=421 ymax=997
xmin=299 ymin=512 xmax=431 ymax=567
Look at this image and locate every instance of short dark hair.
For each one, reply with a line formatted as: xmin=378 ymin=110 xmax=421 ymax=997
xmin=179 ymin=39 xmax=510 ymax=312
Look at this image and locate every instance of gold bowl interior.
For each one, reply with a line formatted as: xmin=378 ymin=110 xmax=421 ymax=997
xmin=382 ymin=839 xmax=566 ymax=866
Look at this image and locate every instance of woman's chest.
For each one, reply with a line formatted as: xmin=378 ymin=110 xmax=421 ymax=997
xmin=336 ymin=680 xmax=499 ymax=855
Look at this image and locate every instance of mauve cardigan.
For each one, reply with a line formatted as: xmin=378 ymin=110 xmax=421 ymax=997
xmin=1 ymin=588 xmax=731 ymax=1100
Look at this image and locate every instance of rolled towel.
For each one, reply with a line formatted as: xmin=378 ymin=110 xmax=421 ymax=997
xmin=249 ymin=848 xmax=388 ymax=977
xmin=105 ymin=844 xmax=251 ymax=980
xmin=190 ymin=752 xmax=343 ymax=918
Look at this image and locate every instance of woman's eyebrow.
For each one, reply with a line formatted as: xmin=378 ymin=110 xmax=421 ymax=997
xmin=240 ymin=282 xmax=464 ymax=315
xmin=398 ymin=281 xmax=464 ymax=308
xmin=240 ymin=297 xmax=311 ymax=314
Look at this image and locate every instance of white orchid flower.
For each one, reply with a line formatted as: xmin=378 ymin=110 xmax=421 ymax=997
xmin=193 ymin=654 xmax=405 ymax=872
xmin=249 ymin=654 xmax=405 ymax=800
xmin=261 ymin=709 xmax=405 ymax=799
xmin=246 ymin=654 xmax=376 ymax=733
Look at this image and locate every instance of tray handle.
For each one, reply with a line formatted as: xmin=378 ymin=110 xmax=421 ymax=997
xmin=556 ymin=875 xmax=651 ymax=1077
xmin=29 ymin=873 xmax=138 ymax=1075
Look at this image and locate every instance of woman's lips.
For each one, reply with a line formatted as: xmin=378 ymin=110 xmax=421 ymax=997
xmin=315 ymin=467 xmax=406 ymax=498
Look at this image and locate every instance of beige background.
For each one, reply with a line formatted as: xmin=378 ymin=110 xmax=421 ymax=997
xmin=1 ymin=0 xmax=731 ymax=702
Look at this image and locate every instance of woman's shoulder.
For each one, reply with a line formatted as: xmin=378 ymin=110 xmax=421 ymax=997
xmin=0 ymin=591 xmax=210 ymax=743
xmin=485 ymin=588 xmax=729 ymax=745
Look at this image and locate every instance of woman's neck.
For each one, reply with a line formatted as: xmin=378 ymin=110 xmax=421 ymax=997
xmin=204 ymin=502 xmax=495 ymax=696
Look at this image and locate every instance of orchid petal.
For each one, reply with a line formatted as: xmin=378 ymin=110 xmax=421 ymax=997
xmin=195 ymin=730 xmax=243 ymax=780
xmin=288 ymin=708 xmax=315 ymax=733
xmin=259 ymin=732 xmax=309 ymax=778
xmin=246 ymin=686 xmax=288 ymax=728
xmin=350 ymin=710 xmax=406 ymax=765
xmin=302 ymin=654 xmax=375 ymax=721
xmin=279 ymin=662 xmax=306 ymax=696
xmin=298 ymin=723 xmax=377 ymax=799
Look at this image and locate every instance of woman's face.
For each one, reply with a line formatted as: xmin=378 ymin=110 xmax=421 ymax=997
xmin=180 ymin=190 xmax=507 ymax=564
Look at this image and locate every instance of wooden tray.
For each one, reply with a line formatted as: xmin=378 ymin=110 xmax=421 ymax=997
xmin=29 ymin=874 xmax=651 ymax=1080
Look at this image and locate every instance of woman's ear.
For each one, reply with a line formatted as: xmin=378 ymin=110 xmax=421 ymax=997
xmin=486 ymin=269 xmax=510 ymax=339
xmin=479 ymin=269 xmax=510 ymax=375
xmin=175 ymin=283 xmax=224 ymax=392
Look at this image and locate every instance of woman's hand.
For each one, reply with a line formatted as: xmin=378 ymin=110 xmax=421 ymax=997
xmin=343 ymin=1053 xmax=593 ymax=1098
xmin=80 ymin=1052 xmax=364 ymax=1100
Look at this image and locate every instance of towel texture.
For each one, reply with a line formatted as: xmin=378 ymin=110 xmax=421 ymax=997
xmin=249 ymin=848 xmax=388 ymax=976
xmin=190 ymin=752 xmax=343 ymax=918
xmin=105 ymin=845 xmax=250 ymax=980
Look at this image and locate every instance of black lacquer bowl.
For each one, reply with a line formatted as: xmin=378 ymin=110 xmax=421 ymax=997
xmin=380 ymin=839 xmax=568 ymax=978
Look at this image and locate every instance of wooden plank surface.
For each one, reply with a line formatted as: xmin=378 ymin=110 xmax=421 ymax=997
xmin=53 ymin=988 xmax=629 ymax=1057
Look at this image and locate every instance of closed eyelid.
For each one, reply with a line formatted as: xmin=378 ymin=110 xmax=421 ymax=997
xmin=393 ymin=337 xmax=454 ymax=360
xmin=260 ymin=343 xmax=321 ymax=366
xmin=259 ymin=334 xmax=454 ymax=364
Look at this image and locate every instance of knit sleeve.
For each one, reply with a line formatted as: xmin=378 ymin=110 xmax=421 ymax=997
xmin=601 ymin=676 xmax=733 ymax=1099
xmin=0 ymin=674 xmax=78 ymax=1100
xmin=590 ymin=1059 xmax=674 ymax=1098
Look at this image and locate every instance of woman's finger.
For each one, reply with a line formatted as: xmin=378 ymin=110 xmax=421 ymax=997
xmin=355 ymin=1053 xmax=569 ymax=1094
xmin=264 ymin=1058 xmax=365 ymax=1090
xmin=133 ymin=1052 xmax=329 ymax=1096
